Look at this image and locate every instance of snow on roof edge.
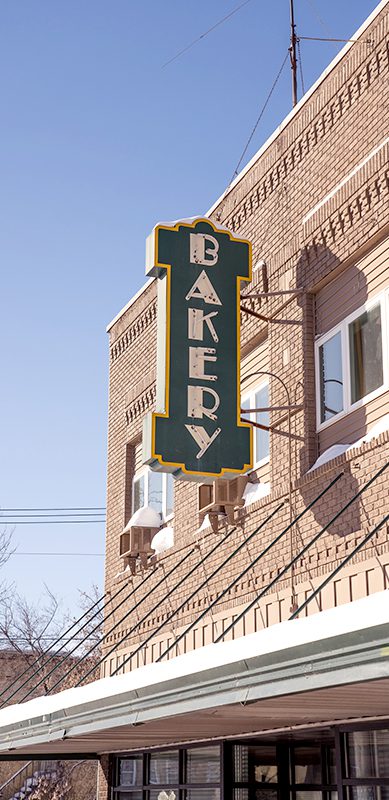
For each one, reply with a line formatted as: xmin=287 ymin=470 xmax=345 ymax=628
xmin=0 ymin=590 xmax=389 ymax=729
xmin=106 ymin=277 xmax=155 ymax=332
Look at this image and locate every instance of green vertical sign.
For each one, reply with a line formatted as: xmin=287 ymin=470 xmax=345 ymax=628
xmin=143 ymin=218 xmax=253 ymax=481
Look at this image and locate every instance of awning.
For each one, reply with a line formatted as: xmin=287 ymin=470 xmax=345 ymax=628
xmin=0 ymin=592 xmax=388 ymax=757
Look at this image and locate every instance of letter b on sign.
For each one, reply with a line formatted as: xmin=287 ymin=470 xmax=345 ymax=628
xmin=190 ymin=233 xmax=219 ymax=266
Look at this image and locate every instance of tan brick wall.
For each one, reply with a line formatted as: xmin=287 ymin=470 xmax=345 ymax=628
xmin=97 ymin=755 xmax=110 ymax=800
xmin=103 ymin=4 xmax=389 ymax=669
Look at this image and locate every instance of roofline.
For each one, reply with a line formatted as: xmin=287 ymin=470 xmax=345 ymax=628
xmin=206 ymin=0 xmax=388 ymax=216
xmin=106 ymin=277 xmax=155 ymax=332
xmin=106 ymin=0 xmax=388 ymax=333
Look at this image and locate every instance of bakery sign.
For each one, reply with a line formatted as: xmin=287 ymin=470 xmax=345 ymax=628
xmin=143 ymin=217 xmax=253 ymax=481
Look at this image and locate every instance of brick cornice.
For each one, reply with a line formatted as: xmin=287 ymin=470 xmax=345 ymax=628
xmin=125 ymin=383 xmax=156 ymax=425
xmin=110 ymin=301 xmax=157 ymax=364
xmin=214 ymin=11 xmax=388 ymax=234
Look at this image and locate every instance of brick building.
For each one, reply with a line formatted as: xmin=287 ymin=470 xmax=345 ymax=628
xmin=0 ymin=2 xmax=388 ymax=799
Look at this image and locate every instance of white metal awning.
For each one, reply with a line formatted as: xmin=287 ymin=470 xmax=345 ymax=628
xmin=0 ymin=592 xmax=388 ymax=757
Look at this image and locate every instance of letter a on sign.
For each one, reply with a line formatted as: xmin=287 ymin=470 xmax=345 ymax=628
xmin=143 ymin=218 xmax=253 ymax=481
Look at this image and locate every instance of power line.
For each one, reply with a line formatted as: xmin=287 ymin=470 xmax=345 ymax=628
xmin=0 ymin=520 xmax=105 ymax=525
xmin=0 ymin=639 xmax=99 ymax=644
xmin=1 ymin=513 xmax=105 ymax=519
xmin=0 ymin=507 xmax=105 ymax=512
xmin=229 ymin=49 xmax=289 ymax=185
xmin=162 ymin=0 xmax=254 ymax=68
xmin=302 ymin=0 xmax=334 ymax=37
xmin=5 ymin=552 xmax=104 ymax=557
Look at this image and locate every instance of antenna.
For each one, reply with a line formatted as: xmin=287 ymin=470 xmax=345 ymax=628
xmin=289 ymin=0 xmax=298 ymax=107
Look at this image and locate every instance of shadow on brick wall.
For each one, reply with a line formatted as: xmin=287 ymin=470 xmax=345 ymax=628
xmin=295 ymin=242 xmax=368 ymax=538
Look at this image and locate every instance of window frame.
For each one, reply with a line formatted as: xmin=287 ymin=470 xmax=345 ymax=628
xmin=315 ymin=290 xmax=389 ymax=433
xmin=132 ymin=467 xmax=174 ymax=522
xmin=241 ymin=379 xmax=270 ymax=469
xmin=112 ymin=742 xmax=223 ymax=799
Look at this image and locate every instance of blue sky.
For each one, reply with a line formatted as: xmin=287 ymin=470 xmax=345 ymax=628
xmin=0 ymin=0 xmax=380 ymax=616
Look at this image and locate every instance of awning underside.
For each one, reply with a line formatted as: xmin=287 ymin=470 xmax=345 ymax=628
xmin=2 ymin=678 xmax=389 ymax=756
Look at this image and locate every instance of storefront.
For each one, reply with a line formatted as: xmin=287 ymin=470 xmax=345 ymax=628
xmin=112 ymin=729 xmax=389 ymax=800
xmin=0 ymin=594 xmax=388 ymax=800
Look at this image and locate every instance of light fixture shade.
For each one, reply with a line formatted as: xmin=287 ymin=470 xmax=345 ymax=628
xmin=196 ymin=514 xmax=211 ymax=534
xmin=127 ymin=505 xmax=161 ymax=529
xmin=151 ymin=526 xmax=174 ymax=554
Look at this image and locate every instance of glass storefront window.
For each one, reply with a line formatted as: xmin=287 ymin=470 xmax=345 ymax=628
xmin=182 ymin=791 xmax=220 ymax=800
xmin=185 ymin=746 xmax=220 ymax=783
xmin=233 ymin=745 xmax=278 ymax=783
xmin=119 ymin=757 xmax=143 ymax=787
xmin=346 ymin=730 xmax=389 ymax=779
xmin=116 ymin=794 xmax=143 ymax=800
xmin=233 ymin=791 xmax=249 ymax=800
xmin=345 ymin=788 xmax=389 ymax=800
xmin=293 ymin=745 xmax=323 ymax=785
xmin=149 ymin=751 xmax=179 ymax=785
xmin=295 ymin=792 xmax=323 ymax=800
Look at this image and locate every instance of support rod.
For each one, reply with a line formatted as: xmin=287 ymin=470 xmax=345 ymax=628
xmin=158 ymin=471 xmax=344 ymax=661
xmin=115 ymin=503 xmax=285 ymax=674
xmin=289 ymin=514 xmax=389 ymax=619
xmin=74 ymin=526 xmax=239 ymax=687
xmin=217 ymin=460 xmax=388 ymax=642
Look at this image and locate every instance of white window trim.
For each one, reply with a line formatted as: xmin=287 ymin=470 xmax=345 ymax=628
xmin=132 ymin=467 xmax=174 ymax=522
xmin=241 ymin=379 xmax=270 ymax=469
xmin=315 ymin=289 xmax=389 ymax=432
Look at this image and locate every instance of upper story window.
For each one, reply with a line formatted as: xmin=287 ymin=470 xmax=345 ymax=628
xmin=316 ymin=292 xmax=388 ymax=430
xmin=241 ymin=381 xmax=270 ymax=467
xmin=133 ymin=467 xmax=174 ymax=522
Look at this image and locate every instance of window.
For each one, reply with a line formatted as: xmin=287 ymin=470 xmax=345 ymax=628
xmin=113 ymin=746 xmax=221 ymax=800
xmin=340 ymin=727 xmax=389 ymax=800
xmin=316 ymin=294 xmax=388 ymax=430
xmin=241 ymin=382 xmax=270 ymax=467
xmin=133 ymin=468 xmax=174 ymax=521
xmin=230 ymin=741 xmax=336 ymax=800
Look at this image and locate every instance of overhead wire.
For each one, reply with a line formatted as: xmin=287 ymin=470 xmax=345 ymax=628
xmin=1 ymin=513 xmax=105 ymax=518
xmin=162 ymin=0 xmax=255 ymax=68
xmin=229 ymin=49 xmax=290 ymax=186
xmin=0 ymin=507 xmax=105 ymax=512
xmin=0 ymin=520 xmax=105 ymax=525
xmin=4 ymin=552 xmax=104 ymax=557
xmin=302 ymin=0 xmax=334 ymax=37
